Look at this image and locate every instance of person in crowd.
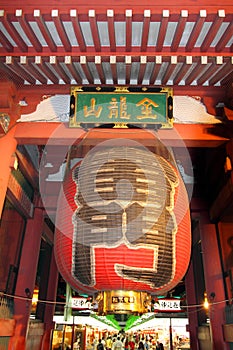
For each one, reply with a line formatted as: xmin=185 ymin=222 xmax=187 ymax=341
xmin=144 ymin=339 xmax=149 ymax=350
xmin=106 ymin=336 xmax=113 ymax=350
xmin=155 ymin=342 xmax=164 ymax=350
xmin=92 ymin=338 xmax=98 ymax=350
xmin=128 ymin=337 xmax=135 ymax=350
xmin=101 ymin=337 xmax=106 ymax=349
xmin=138 ymin=341 xmax=144 ymax=350
xmin=97 ymin=339 xmax=104 ymax=350
xmin=124 ymin=336 xmax=129 ymax=350
xmin=112 ymin=336 xmax=124 ymax=350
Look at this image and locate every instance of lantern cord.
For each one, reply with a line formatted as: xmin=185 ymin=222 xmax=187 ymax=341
xmin=0 ymin=291 xmax=65 ymax=305
xmin=1 ymin=291 xmax=233 ymax=309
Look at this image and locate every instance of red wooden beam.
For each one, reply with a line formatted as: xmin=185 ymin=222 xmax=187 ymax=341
xmin=0 ymin=32 xmax=14 ymax=52
xmin=70 ymin=15 xmax=86 ymax=52
xmin=125 ymin=10 xmax=132 ymax=52
xmin=156 ymin=14 xmax=169 ymax=51
xmin=184 ymin=58 xmax=202 ymax=85
xmin=1 ymin=1 xmax=233 ymax=14
xmin=209 ymin=59 xmax=232 ymax=85
xmin=162 ymin=59 xmax=177 ymax=85
xmin=110 ymin=58 xmax=118 ymax=84
xmin=185 ymin=14 xmax=206 ymax=52
xmin=221 ymin=70 xmax=233 ymax=85
xmin=0 ymin=14 xmax=28 ymax=52
xmin=200 ymin=13 xmax=224 ymax=52
xmin=171 ymin=12 xmax=188 ymax=52
xmin=197 ymin=61 xmax=218 ymax=85
xmin=64 ymin=58 xmax=83 ymax=84
xmin=37 ymin=57 xmax=59 ymax=84
xmin=125 ymin=58 xmax=131 ymax=84
xmin=17 ymin=14 xmax=42 ymax=52
xmin=0 ymin=60 xmax=24 ymax=85
xmin=52 ymin=57 xmax=71 ymax=84
xmin=137 ymin=60 xmax=147 ymax=85
xmin=10 ymin=59 xmax=37 ymax=84
xmin=107 ymin=11 xmax=116 ymax=52
xmin=95 ymin=59 xmax=106 ymax=84
xmin=79 ymin=58 xmax=94 ymax=83
xmin=13 ymin=122 xmax=229 ymax=148
xmin=140 ymin=11 xmax=151 ymax=52
xmin=89 ymin=10 xmax=101 ymax=52
xmin=149 ymin=61 xmax=162 ymax=84
xmin=173 ymin=60 xmax=191 ymax=85
xmin=34 ymin=13 xmax=57 ymax=52
xmin=23 ymin=58 xmax=47 ymax=84
xmin=52 ymin=14 xmax=71 ymax=52
xmin=215 ymin=22 xmax=233 ymax=52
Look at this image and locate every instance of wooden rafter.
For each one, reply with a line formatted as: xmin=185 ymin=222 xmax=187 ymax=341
xmin=197 ymin=60 xmax=219 ymax=85
xmin=171 ymin=12 xmax=188 ymax=52
xmin=138 ymin=59 xmax=147 ymax=85
xmin=184 ymin=58 xmax=202 ymax=85
xmin=36 ymin=57 xmax=59 ymax=84
xmin=64 ymin=58 xmax=82 ymax=84
xmin=125 ymin=11 xmax=132 ymax=52
xmin=215 ymin=21 xmax=233 ymax=52
xmin=89 ymin=10 xmax=101 ymax=52
xmin=173 ymin=60 xmax=191 ymax=85
xmin=185 ymin=14 xmax=206 ymax=52
xmin=162 ymin=59 xmax=178 ymax=85
xmin=1 ymin=14 xmax=28 ymax=52
xmin=34 ymin=13 xmax=57 ymax=52
xmin=149 ymin=61 xmax=162 ymax=85
xmin=70 ymin=15 xmax=86 ymax=52
xmin=52 ymin=14 xmax=72 ymax=52
xmin=17 ymin=14 xmax=43 ymax=52
xmin=22 ymin=58 xmax=47 ymax=84
xmin=107 ymin=11 xmax=116 ymax=52
xmin=140 ymin=12 xmax=151 ymax=52
xmin=0 ymin=3 xmax=232 ymax=91
xmin=200 ymin=13 xmax=225 ymax=52
xmin=209 ymin=59 xmax=232 ymax=86
xmin=156 ymin=14 xmax=169 ymax=51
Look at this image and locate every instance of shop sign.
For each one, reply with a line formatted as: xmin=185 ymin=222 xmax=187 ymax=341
xmin=154 ymin=298 xmax=181 ymax=312
xmin=69 ymin=87 xmax=173 ymax=129
xmin=100 ymin=290 xmax=149 ymax=314
xmin=71 ymin=297 xmax=91 ymax=310
xmin=112 ymin=296 xmax=135 ymax=304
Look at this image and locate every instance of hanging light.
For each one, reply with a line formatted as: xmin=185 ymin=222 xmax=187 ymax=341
xmin=31 ymin=287 xmax=39 ymax=313
xmin=203 ymin=292 xmax=209 ymax=310
xmin=54 ymin=137 xmax=191 ymax=309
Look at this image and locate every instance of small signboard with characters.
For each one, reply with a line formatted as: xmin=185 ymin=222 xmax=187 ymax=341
xmin=153 ymin=298 xmax=182 ymax=312
xmin=71 ymin=297 xmax=92 ymax=310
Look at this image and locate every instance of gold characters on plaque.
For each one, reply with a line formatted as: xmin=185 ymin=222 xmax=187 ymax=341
xmin=83 ymin=96 xmax=159 ymax=120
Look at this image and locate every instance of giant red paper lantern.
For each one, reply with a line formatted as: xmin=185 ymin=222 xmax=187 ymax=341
xmin=54 ymin=138 xmax=191 ymax=295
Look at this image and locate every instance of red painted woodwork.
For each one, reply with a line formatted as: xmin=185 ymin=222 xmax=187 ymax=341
xmin=13 ymin=122 xmax=229 ymax=148
xmin=0 ymin=128 xmax=17 ymax=218
xmin=0 ymin=319 xmax=15 ymax=336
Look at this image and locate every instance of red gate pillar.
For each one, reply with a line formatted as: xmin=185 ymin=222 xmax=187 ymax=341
xmin=0 ymin=127 xmax=17 ymax=218
xmin=185 ymin=260 xmax=199 ymax=350
xmin=199 ymin=212 xmax=228 ymax=350
xmin=41 ymin=249 xmax=59 ymax=350
xmin=10 ymin=207 xmax=44 ymax=350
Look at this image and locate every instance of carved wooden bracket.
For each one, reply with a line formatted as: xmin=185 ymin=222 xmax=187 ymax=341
xmin=0 ymin=80 xmax=20 ymax=131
